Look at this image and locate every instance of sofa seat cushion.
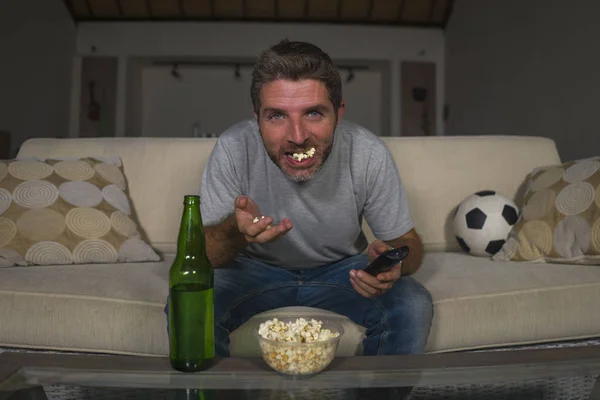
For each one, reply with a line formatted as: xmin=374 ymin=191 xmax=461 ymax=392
xmin=415 ymin=252 xmax=600 ymax=352
xmin=229 ymin=252 xmax=600 ymax=356
xmin=0 ymin=259 xmax=171 ymax=356
xmin=1 ymin=252 xmax=600 ymax=357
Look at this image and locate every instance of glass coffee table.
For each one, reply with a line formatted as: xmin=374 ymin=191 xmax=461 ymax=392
xmin=1 ymin=345 xmax=599 ymax=400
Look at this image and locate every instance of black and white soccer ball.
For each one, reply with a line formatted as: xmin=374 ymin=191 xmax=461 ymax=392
xmin=452 ymin=190 xmax=520 ymax=257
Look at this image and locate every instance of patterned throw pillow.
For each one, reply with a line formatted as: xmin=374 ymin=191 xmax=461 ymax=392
xmin=0 ymin=157 xmax=160 ymax=267
xmin=493 ymin=156 xmax=600 ymax=264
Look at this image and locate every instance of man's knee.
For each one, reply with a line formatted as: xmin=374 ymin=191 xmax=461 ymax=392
xmin=389 ymin=276 xmax=434 ymax=327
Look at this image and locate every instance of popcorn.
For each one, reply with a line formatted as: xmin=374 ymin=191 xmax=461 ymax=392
xmin=252 ymin=215 xmax=272 ymax=230
xmin=258 ymin=317 xmax=338 ymax=343
xmin=256 ymin=317 xmax=341 ymax=376
xmin=291 ymin=147 xmax=316 ymax=161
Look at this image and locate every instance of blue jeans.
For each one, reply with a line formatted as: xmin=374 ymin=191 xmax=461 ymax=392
xmin=165 ymin=254 xmax=433 ymax=357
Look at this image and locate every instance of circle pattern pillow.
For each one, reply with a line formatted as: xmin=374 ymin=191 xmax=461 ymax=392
xmin=493 ymin=156 xmax=600 ymax=264
xmin=0 ymin=157 xmax=160 ymax=267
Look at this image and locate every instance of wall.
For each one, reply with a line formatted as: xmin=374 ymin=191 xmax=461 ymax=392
xmin=140 ymin=64 xmax=382 ymax=138
xmin=445 ymin=0 xmax=600 ymax=162
xmin=0 ymin=0 xmax=76 ymax=157
xmin=74 ymin=21 xmax=445 ymax=137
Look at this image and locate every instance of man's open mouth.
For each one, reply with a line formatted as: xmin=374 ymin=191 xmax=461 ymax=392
xmin=287 ymin=147 xmax=316 ymax=162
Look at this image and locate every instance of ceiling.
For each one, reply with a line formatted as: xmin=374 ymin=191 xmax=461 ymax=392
xmin=64 ymin=0 xmax=455 ymax=28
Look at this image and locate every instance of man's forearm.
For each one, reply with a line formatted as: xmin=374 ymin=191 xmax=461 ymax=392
xmin=397 ymin=237 xmax=424 ymax=275
xmin=385 ymin=232 xmax=424 ymax=276
xmin=205 ymin=214 xmax=248 ymax=268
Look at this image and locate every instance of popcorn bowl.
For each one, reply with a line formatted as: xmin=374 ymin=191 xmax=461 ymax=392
xmin=254 ymin=317 xmax=344 ymax=378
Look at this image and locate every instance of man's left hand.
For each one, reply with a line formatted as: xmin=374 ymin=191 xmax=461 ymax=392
xmin=349 ymin=240 xmax=402 ymax=298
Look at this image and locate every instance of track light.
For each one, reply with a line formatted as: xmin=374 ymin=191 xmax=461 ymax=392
xmin=171 ymin=63 xmax=181 ymax=80
xmin=346 ymin=68 xmax=355 ymax=83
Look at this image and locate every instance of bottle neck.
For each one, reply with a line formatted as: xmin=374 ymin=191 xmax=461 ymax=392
xmin=176 ymin=201 xmax=207 ymax=262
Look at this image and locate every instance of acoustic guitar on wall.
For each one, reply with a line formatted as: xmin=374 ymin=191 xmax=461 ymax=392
xmin=87 ymin=80 xmax=101 ymax=121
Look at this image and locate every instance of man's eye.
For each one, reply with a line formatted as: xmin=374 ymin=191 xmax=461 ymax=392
xmin=307 ymin=111 xmax=322 ymax=118
xmin=269 ymin=113 xmax=284 ymax=120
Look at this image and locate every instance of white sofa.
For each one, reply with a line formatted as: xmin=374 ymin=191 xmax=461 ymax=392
xmin=2 ymin=135 xmax=600 ymax=358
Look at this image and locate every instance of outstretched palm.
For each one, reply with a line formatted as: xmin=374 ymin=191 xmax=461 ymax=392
xmin=234 ymin=195 xmax=293 ymax=244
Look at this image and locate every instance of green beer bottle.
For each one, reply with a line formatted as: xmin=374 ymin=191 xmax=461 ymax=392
xmin=169 ymin=195 xmax=215 ymax=372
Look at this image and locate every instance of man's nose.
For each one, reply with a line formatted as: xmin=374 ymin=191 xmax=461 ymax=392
xmin=287 ymin=120 xmax=309 ymax=145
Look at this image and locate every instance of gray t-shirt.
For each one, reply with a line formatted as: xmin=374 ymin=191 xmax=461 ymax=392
xmin=199 ymin=118 xmax=414 ymax=270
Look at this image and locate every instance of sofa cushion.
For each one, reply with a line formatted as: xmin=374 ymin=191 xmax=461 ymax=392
xmin=0 ymin=258 xmax=170 ymax=356
xmin=1 ymin=252 xmax=599 ymax=357
xmin=0 ymin=157 xmax=159 ymax=267
xmin=494 ymin=156 xmax=600 ymax=264
xmin=414 ymin=252 xmax=600 ymax=352
xmin=16 ymin=138 xmax=217 ymax=256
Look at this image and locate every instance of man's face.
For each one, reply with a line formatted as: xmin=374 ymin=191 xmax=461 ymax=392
xmin=255 ymin=79 xmax=345 ymax=182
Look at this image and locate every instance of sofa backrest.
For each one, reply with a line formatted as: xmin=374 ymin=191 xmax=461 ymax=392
xmin=379 ymin=135 xmax=560 ymax=251
xmin=17 ymin=134 xmax=561 ymax=254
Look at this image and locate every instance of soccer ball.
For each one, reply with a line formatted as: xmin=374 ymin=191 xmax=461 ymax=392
xmin=452 ymin=190 xmax=520 ymax=257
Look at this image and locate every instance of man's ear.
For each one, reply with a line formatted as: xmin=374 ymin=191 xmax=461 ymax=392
xmin=336 ymin=100 xmax=346 ymax=125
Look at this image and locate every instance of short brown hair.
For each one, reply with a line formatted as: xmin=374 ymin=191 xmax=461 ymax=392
xmin=251 ymin=39 xmax=342 ymax=115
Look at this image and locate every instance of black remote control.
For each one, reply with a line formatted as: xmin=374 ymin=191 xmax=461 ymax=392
xmin=363 ymin=245 xmax=409 ymax=276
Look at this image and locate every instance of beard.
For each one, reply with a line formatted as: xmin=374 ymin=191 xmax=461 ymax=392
xmin=260 ymin=129 xmax=335 ymax=183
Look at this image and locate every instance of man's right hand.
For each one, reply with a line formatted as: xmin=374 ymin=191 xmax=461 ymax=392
xmin=234 ymin=195 xmax=293 ymax=244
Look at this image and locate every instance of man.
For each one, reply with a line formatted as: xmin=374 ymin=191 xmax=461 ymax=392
xmin=197 ymin=39 xmax=433 ymax=362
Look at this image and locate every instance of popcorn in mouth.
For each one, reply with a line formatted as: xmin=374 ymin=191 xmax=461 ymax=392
xmin=290 ymin=147 xmax=316 ymax=161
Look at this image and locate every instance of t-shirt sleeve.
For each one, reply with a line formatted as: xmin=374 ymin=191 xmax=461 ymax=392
xmin=199 ymin=137 xmax=243 ymax=226
xmin=363 ymin=144 xmax=414 ymax=241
